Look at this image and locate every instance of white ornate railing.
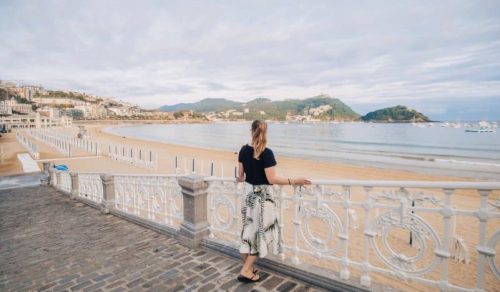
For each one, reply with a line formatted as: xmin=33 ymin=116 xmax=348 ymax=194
xmin=77 ymin=173 xmax=104 ymax=203
xmin=107 ymin=144 xmax=157 ymax=169
xmin=29 ymin=128 xmax=100 ymax=156
xmin=57 ymin=171 xmax=72 ymax=193
xmin=113 ymin=174 xmax=183 ymax=229
xmin=204 ymin=178 xmax=500 ymax=292
xmin=15 ymin=131 xmax=40 ymax=159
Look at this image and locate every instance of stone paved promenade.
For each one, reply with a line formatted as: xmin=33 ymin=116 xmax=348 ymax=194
xmin=0 ymin=185 xmax=324 ymax=292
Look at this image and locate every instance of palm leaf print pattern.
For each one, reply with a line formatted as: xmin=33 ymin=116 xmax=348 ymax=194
xmin=239 ymin=185 xmax=282 ymax=258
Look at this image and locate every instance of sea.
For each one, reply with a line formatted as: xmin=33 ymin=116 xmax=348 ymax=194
xmin=104 ymin=122 xmax=500 ymax=180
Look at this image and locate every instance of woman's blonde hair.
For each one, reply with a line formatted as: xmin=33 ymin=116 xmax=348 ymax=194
xmin=251 ymin=120 xmax=267 ymax=160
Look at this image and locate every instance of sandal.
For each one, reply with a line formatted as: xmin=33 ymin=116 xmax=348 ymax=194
xmin=237 ymin=273 xmax=260 ymax=283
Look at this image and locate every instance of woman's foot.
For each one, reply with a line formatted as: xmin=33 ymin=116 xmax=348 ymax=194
xmin=237 ymin=272 xmax=260 ymax=283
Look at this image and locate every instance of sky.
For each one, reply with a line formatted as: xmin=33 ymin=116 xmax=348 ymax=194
xmin=1 ymin=1 xmax=499 ymax=120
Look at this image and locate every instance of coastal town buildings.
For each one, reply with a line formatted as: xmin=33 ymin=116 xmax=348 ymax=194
xmin=0 ymin=113 xmax=72 ymax=131
xmin=0 ymin=100 xmax=13 ymax=115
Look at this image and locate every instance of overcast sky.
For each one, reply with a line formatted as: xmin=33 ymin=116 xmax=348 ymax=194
xmin=1 ymin=1 xmax=499 ymax=119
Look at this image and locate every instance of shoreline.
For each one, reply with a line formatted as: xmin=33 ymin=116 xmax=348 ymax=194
xmin=99 ymin=122 xmax=488 ymax=181
xmin=87 ymin=123 xmax=464 ymax=181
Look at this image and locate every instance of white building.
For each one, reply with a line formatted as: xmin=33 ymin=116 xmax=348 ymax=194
xmin=74 ymin=105 xmax=92 ymax=118
xmin=0 ymin=100 xmax=12 ymax=115
xmin=0 ymin=113 xmax=72 ymax=131
xmin=33 ymin=97 xmax=86 ymax=106
xmin=49 ymin=108 xmax=60 ymax=119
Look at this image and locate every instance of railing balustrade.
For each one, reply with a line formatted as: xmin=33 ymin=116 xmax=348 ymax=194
xmin=77 ymin=173 xmax=104 ymax=203
xmin=29 ymin=128 xmax=100 ymax=156
xmin=113 ymin=174 xmax=183 ymax=228
xmin=46 ymin=168 xmax=500 ymax=292
xmin=15 ymin=131 xmax=40 ymax=159
xmin=107 ymin=143 xmax=157 ymax=169
xmin=205 ymin=178 xmax=500 ymax=292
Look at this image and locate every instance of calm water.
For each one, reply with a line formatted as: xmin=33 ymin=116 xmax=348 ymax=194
xmin=104 ymin=122 xmax=500 ymax=180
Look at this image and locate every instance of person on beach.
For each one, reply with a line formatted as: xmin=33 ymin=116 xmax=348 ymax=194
xmin=236 ymin=120 xmax=311 ymax=282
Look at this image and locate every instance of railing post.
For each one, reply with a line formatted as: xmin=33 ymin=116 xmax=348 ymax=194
xmin=177 ymin=175 xmax=210 ymax=248
xmin=100 ymin=174 xmax=115 ymax=214
xmin=70 ymin=173 xmax=79 ymax=200
xmin=42 ymin=162 xmax=52 ymax=185
xmin=49 ymin=168 xmax=56 ymax=186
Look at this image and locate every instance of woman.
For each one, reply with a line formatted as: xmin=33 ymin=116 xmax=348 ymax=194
xmin=236 ymin=120 xmax=310 ymax=282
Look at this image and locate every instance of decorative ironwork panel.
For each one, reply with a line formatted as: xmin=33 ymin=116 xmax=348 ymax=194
xmin=113 ymin=175 xmax=182 ymax=229
xmin=59 ymin=172 xmax=72 ymax=193
xmin=202 ymin=178 xmax=500 ymax=292
xmin=78 ymin=174 xmax=103 ymax=203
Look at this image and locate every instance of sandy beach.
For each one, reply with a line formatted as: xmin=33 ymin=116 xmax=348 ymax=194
xmin=44 ymin=123 xmax=470 ymax=181
xmin=1 ymin=123 xmax=498 ymax=291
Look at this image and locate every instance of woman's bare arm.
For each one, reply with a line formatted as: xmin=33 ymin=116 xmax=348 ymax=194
xmin=237 ymin=162 xmax=245 ymax=182
xmin=264 ymin=166 xmax=310 ymax=186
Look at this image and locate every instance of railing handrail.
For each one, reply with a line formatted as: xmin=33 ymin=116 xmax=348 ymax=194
xmin=203 ymin=176 xmax=500 ymax=190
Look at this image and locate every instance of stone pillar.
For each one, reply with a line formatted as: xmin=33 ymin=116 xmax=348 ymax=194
xmin=55 ymin=171 xmax=62 ymax=190
xmin=101 ymin=174 xmax=115 ymax=214
xmin=41 ymin=162 xmax=52 ymax=185
xmin=42 ymin=162 xmax=51 ymax=174
xmin=177 ymin=175 xmax=210 ymax=248
xmin=48 ymin=168 xmax=56 ymax=187
xmin=70 ymin=173 xmax=79 ymax=199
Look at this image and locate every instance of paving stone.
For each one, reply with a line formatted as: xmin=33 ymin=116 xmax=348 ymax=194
xmin=198 ymin=282 xmax=216 ymax=292
xmin=82 ymin=280 xmax=107 ymax=292
xmin=220 ymin=278 xmax=241 ymax=290
xmin=91 ymin=273 xmax=113 ymax=282
xmin=141 ymin=278 xmax=160 ymax=288
xmin=126 ymin=278 xmax=145 ymax=288
xmin=185 ymin=275 xmax=203 ymax=285
xmin=159 ymin=269 xmax=179 ymax=281
xmin=178 ymin=261 xmax=197 ymax=271
xmin=70 ymin=280 xmax=92 ymax=291
xmin=277 ymin=281 xmax=298 ymax=292
xmin=201 ymin=267 xmax=217 ymax=277
xmin=58 ymin=274 xmax=80 ymax=284
xmin=104 ymin=280 xmax=126 ymax=289
xmin=37 ymin=281 xmax=57 ymax=291
xmin=261 ymin=276 xmax=285 ymax=290
xmin=0 ymin=186 xmax=323 ymax=292
xmin=53 ymin=281 xmax=77 ymax=291
xmin=193 ymin=262 xmax=211 ymax=271
xmin=235 ymin=282 xmax=258 ymax=292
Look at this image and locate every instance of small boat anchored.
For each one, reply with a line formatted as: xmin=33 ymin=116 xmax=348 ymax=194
xmin=465 ymin=121 xmax=496 ymax=133
xmin=465 ymin=128 xmax=495 ymax=133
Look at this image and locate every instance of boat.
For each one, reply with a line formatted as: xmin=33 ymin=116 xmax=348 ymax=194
xmin=465 ymin=127 xmax=495 ymax=133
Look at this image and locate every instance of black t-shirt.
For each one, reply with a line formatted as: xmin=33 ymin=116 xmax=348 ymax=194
xmin=238 ymin=144 xmax=277 ymax=185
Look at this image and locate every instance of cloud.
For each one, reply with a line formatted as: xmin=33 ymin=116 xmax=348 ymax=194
xmin=0 ymin=0 xmax=499 ymax=119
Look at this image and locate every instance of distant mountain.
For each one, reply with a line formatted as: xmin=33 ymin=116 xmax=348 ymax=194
xmin=361 ymin=105 xmax=430 ymax=122
xmin=159 ymin=98 xmax=241 ymax=112
xmin=159 ymin=95 xmax=360 ymax=121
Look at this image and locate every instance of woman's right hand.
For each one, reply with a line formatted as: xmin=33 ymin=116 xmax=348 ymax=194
xmin=294 ymin=177 xmax=311 ymax=185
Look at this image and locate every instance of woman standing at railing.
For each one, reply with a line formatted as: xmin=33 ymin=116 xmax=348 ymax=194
xmin=236 ymin=120 xmax=310 ymax=282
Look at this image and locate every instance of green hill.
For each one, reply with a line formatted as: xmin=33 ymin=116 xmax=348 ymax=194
xmin=361 ymin=105 xmax=430 ymax=122
xmin=159 ymin=95 xmax=360 ymax=121
xmin=159 ymin=98 xmax=241 ymax=112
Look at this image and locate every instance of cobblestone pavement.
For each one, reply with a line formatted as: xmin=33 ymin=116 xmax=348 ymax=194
xmin=0 ymin=186 xmax=324 ymax=292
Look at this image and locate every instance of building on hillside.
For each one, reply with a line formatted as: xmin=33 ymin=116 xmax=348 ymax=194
xmin=74 ymin=105 xmax=92 ymax=118
xmin=11 ymin=103 xmax=33 ymax=114
xmin=33 ymin=97 xmax=86 ymax=106
xmin=65 ymin=108 xmax=84 ymax=119
xmin=107 ymin=107 xmax=128 ymax=116
xmin=0 ymin=99 xmax=33 ymax=115
xmin=0 ymin=113 xmax=72 ymax=131
xmin=0 ymin=100 xmax=13 ymax=115
xmin=49 ymin=108 xmax=60 ymax=119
